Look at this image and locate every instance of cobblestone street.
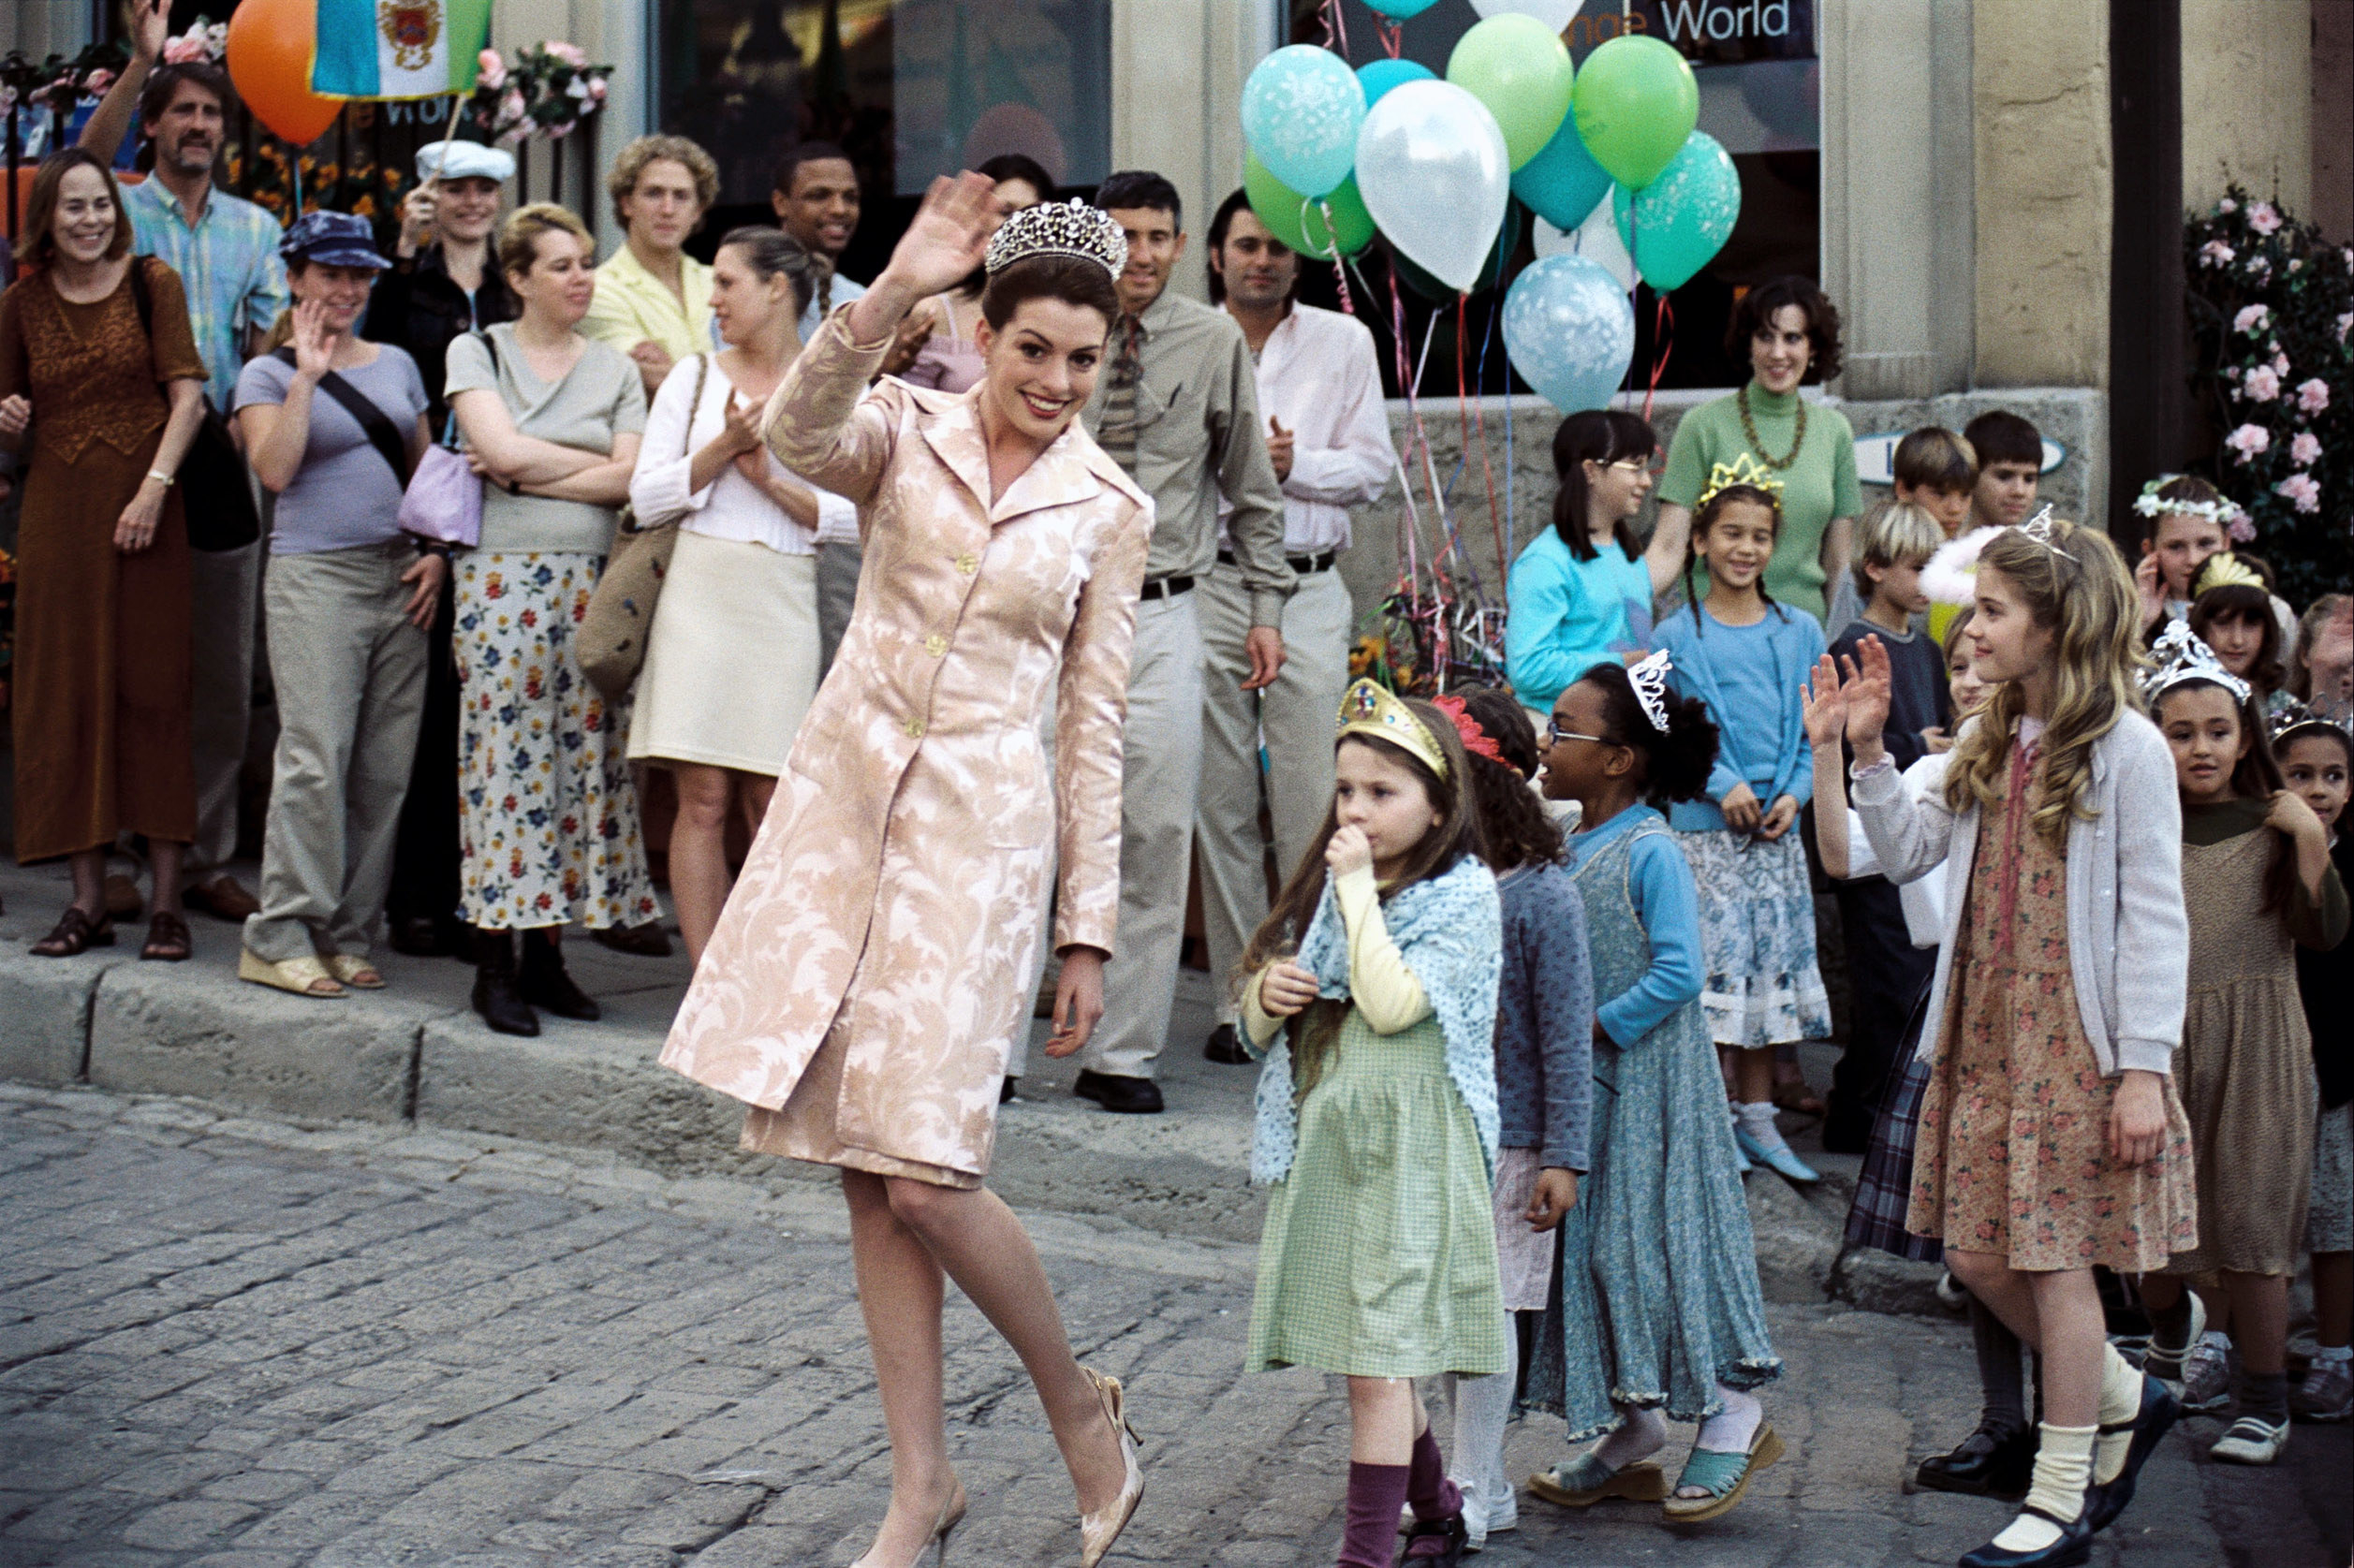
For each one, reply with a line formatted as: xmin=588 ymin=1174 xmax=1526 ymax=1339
xmin=1 ymin=1083 xmax=2344 ymax=1568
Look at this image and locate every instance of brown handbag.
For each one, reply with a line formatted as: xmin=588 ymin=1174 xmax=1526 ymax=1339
xmin=579 ymin=353 xmax=707 ymax=703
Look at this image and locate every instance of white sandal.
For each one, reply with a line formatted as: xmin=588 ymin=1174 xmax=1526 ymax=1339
xmin=238 ymin=949 xmax=346 ymax=998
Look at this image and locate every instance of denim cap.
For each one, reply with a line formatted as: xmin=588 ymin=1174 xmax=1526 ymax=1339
xmin=416 ymin=139 xmax=515 ymax=185
xmin=279 ymin=210 xmax=391 ymax=270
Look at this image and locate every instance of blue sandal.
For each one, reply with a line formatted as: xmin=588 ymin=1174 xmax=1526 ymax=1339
xmin=1663 ymin=1421 xmax=1785 ymax=1522
xmin=1527 ymin=1452 xmax=1669 ymax=1508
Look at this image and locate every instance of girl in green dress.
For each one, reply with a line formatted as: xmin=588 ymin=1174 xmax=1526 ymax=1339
xmin=1238 ymin=679 xmax=1505 ymax=1567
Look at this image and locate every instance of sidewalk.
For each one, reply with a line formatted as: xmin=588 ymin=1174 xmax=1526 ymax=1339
xmin=0 ymin=857 xmax=1919 ymax=1304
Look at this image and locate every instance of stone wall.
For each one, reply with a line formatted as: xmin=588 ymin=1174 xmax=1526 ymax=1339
xmin=2181 ymin=0 xmax=2316 ymax=218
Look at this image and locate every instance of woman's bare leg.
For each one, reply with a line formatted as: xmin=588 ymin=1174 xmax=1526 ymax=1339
xmin=842 ymin=1171 xmax=961 ymax=1565
xmin=668 ymin=764 xmax=734 ymax=968
xmin=881 ymin=1178 xmax=1129 ymax=1513
xmin=739 ymin=772 xmax=778 ymax=840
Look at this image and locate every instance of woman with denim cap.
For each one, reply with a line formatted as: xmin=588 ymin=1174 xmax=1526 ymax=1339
xmin=233 ymin=212 xmax=436 ymax=997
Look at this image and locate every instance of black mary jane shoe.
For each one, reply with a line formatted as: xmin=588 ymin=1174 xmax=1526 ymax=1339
xmin=471 ymin=931 xmax=540 ymax=1037
xmin=1073 ymin=1070 xmax=1165 ymax=1114
xmin=2084 ymin=1372 xmax=2180 ymax=1532
xmin=1957 ymin=1502 xmax=2094 ymax=1568
xmin=1399 ymin=1511 xmax=1469 ymax=1565
xmin=1202 ymin=1023 xmax=1253 ymax=1064
xmin=1915 ymin=1423 xmax=2036 ymax=1501
xmin=519 ymin=933 xmax=602 ymax=1021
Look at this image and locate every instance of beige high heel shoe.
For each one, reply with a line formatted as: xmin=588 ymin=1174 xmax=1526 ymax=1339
xmin=852 ymin=1479 xmax=966 ymax=1568
xmin=1078 ymin=1368 xmax=1143 ymax=1568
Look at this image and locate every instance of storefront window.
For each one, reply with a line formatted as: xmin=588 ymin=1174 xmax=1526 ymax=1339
xmin=656 ymin=0 xmax=1111 ymax=277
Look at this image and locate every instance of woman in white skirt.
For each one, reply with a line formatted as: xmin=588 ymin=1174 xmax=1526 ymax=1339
xmin=628 ymin=226 xmax=858 ymax=966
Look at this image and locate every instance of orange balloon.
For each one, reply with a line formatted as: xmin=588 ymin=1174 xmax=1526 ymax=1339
xmin=225 ymin=0 xmax=341 ymax=146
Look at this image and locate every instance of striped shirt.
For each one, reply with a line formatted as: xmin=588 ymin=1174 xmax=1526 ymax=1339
xmin=123 ymin=178 xmax=287 ymax=412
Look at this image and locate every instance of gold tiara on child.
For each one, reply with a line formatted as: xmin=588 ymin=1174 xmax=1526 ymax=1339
xmin=2142 ymin=619 xmax=2250 ymax=706
xmin=1694 ymin=451 xmax=1787 ymax=510
xmin=1338 ymin=680 xmax=1451 ymax=782
xmin=983 ymin=199 xmax=1129 ymax=280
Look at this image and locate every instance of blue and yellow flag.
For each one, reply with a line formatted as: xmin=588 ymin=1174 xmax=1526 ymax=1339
xmin=312 ymin=0 xmax=493 ymax=100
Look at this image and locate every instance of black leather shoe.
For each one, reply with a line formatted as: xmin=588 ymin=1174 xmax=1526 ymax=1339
xmin=2084 ymin=1373 xmax=2180 ymax=1531
xmin=388 ymin=915 xmax=447 ymax=958
xmin=519 ymin=933 xmax=601 ymax=1021
xmin=1000 ymin=1077 xmax=1019 ymax=1104
xmin=1399 ymin=1510 xmax=1468 ymax=1564
xmin=593 ymin=920 xmax=673 ymax=958
xmin=470 ymin=931 xmax=539 ymax=1037
xmin=1203 ymin=1023 xmax=1252 ymax=1064
xmin=1957 ymin=1502 xmax=2094 ymax=1568
xmin=1915 ymin=1423 xmax=2036 ymax=1500
xmin=1074 ymin=1070 xmax=1164 ymax=1114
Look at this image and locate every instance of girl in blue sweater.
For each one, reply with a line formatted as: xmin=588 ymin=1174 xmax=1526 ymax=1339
xmin=1648 ymin=462 xmax=1829 ymax=1182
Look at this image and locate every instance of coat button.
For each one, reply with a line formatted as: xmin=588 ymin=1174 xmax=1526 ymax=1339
xmin=904 ymin=716 xmax=925 ymax=739
xmin=924 ymin=633 xmax=949 ymax=657
xmin=954 ymin=553 xmax=979 ymax=575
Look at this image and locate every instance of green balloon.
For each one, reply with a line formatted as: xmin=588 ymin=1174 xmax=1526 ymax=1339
xmin=1445 ymin=14 xmax=1574 ymax=172
xmin=1570 ymin=34 xmax=1699 ymax=191
xmin=1244 ymin=152 xmax=1376 ymax=259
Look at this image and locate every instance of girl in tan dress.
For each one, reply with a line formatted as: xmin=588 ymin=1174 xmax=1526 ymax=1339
xmin=1842 ymin=517 xmax=2197 ymax=1568
xmin=0 ymin=150 xmax=208 ymax=961
xmin=659 ymin=181 xmax=1150 ymax=1568
xmin=2136 ymin=625 xmax=2347 ymax=1466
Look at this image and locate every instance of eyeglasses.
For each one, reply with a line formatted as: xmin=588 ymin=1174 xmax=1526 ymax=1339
xmin=1547 ymin=721 xmax=1613 ymax=747
xmin=1605 ymin=458 xmax=1663 ymax=476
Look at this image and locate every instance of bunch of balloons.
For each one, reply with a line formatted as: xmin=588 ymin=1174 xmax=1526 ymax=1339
xmin=1238 ymin=4 xmax=1744 ymax=413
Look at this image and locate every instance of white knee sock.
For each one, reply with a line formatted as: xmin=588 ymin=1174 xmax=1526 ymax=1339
xmin=1449 ymin=1313 xmax=1517 ymax=1518
xmin=1992 ymin=1423 xmax=2095 ymax=1551
xmin=1589 ymin=1404 xmax=1669 ymax=1471
xmin=2094 ymin=1341 xmax=2143 ymax=1485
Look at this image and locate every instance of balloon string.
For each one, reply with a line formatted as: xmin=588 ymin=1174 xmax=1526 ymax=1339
xmin=1457 ymin=294 xmax=1508 ymax=617
xmin=1641 ymin=296 xmax=1674 ymax=426
xmin=1379 ymin=22 xmax=1403 ymax=59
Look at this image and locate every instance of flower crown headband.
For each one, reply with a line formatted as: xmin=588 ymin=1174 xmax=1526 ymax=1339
xmin=1694 ymin=451 xmax=1786 ymax=511
xmin=1337 ymin=680 xmax=1493 ymax=782
xmin=2132 ymin=476 xmax=2244 ymax=528
xmin=2141 ymin=619 xmax=2250 ymax=707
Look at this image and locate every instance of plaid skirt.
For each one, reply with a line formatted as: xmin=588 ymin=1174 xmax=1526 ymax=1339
xmin=1844 ymin=990 xmax=1941 ymax=1263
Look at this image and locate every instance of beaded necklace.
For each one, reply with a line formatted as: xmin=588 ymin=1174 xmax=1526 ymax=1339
xmin=1736 ymin=383 xmax=1806 ymax=471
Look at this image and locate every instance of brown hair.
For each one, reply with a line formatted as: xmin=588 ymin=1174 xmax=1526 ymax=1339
xmin=137 ymin=61 xmax=230 ymax=133
xmin=2187 ymin=583 xmax=2285 ymax=697
xmin=20 ymin=150 xmax=135 ymax=271
xmin=1892 ymin=426 xmax=1977 ymax=493
xmin=605 ymin=135 xmax=719 ymax=230
xmin=1724 ymin=275 xmax=1842 ymax=383
xmin=496 ymin=203 xmax=593 ymax=281
xmin=1237 ymin=702 xmax=1484 ymax=1098
xmin=979 ymin=254 xmax=1119 ymax=332
xmin=2152 ymin=679 xmax=2297 ymax=913
xmin=1682 ymin=483 xmax=1788 ymax=628
xmin=716 ymin=225 xmax=833 ymax=320
xmin=1456 ymin=688 xmax=1563 ymax=872
xmin=1551 ymin=409 xmax=1658 ymax=563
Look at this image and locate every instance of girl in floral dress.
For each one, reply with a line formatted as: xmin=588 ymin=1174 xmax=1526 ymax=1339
xmin=1844 ymin=516 xmax=2198 ymax=1568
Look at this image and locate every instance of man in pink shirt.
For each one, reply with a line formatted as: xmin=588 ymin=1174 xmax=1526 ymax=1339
xmin=1197 ymin=190 xmax=1396 ymax=1063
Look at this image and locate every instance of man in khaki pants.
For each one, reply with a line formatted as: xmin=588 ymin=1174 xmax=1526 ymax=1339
xmin=1195 ymin=191 xmax=1394 ymax=1065
xmin=1077 ymin=171 xmax=1293 ymax=1115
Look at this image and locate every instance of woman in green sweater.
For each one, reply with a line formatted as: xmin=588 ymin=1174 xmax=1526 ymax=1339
xmin=1655 ymin=278 xmax=1861 ymax=628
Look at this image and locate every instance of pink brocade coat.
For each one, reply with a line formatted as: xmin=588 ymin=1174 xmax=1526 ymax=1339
xmin=658 ymin=306 xmax=1153 ymax=1182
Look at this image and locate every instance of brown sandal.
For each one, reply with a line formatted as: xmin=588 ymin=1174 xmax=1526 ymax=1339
xmin=140 ymin=910 xmax=193 ymax=962
xmin=32 ymin=906 xmax=115 ymax=958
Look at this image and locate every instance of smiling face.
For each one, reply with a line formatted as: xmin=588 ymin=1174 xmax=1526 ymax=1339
xmin=2148 ymin=511 xmax=2226 ymax=599
xmin=1212 ymin=207 xmax=1297 ymax=313
xmin=2158 ymin=683 xmax=2250 ymax=804
xmin=48 ymin=162 xmax=120 ymax=267
xmin=2281 ymin=733 xmax=2351 ymax=833
xmin=434 ymin=175 xmax=502 ymax=245
xmin=772 ymin=156 xmax=861 ymax=258
xmin=1696 ymin=498 xmax=1778 ymax=593
xmin=145 ymin=78 xmax=224 ymax=180
xmin=1748 ymin=303 xmax=1813 ymax=394
xmin=1968 ymin=566 xmax=2055 ymax=687
xmin=509 ymin=228 xmax=596 ymax=330
xmin=974 ymin=296 xmax=1110 ymax=444
xmin=287 ymin=258 xmax=378 ymax=333
xmin=1106 ymin=205 xmax=1184 ymax=316
xmin=708 ymin=244 xmax=792 ymax=349
xmin=1583 ymin=452 xmax=1655 ymax=529
xmin=1333 ymin=738 xmax=1445 ymax=879
xmin=1947 ymin=630 xmax=1993 ymax=716
xmin=1539 ymin=679 xmax=1630 ymax=803
xmin=618 ymin=157 xmax=705 ymax=255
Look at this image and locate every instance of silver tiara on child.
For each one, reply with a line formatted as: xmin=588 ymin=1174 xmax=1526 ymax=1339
xmin=2141 ymin=619 xmax=2250 ymax=706
xmin=983 ymin=199 xmax=1129 ymax=280
xmin=1627 ymin=649 xmax=1674 ymax=733
xmin=2011 ymin=503 xmax=2065 ymax=557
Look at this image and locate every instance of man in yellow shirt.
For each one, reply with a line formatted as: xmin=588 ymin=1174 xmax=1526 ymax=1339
xmin=583 ymin=136 xmax=719 ymax=399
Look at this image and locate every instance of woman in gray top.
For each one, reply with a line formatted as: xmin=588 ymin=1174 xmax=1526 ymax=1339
xmin=443 ymin=203 xmax=657 ymax=1037
xmin=233 ymin=212 xmax=434 ymax=1000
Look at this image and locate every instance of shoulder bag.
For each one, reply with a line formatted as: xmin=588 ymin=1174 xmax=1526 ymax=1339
xmin=579 ymin=352 xmax=708 ymax=703
xmin=127 ymin=257 xmax=259 ymax=552
xmin=271 ymin=345 xmax=412 ymax=488
xmin=397 ymin=330 xmax=497 ymax=549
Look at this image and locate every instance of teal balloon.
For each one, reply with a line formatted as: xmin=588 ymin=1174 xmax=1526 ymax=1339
xmin=1570 ymin=34 xmax=1699 ymax=190
xmin=1610 ymin=130 xmax=1741 ymax=290
xmin=1511 ymin=112 xmax=1613 ymax=229
xmin=1357 ymin=57 xmax=1435 ymax=110
xmin=1391 ymin=199 xmax=1523 ymax=302
xmin=1503 ymin=254 xmax=1635 ymax=413
xmin=1242 ymin=45 xmax=1366 ymax=198
xmin=1365 ymin=0 xmax=1439 ymax=15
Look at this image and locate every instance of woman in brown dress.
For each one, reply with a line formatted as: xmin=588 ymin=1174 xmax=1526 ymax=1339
xmin=0 ymin=149 xmax=208 ymax=959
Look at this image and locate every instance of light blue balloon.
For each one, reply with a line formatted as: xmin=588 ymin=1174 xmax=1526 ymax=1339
xmin=1503 ymin=254 xmax=1636 ymax=414
xmin=1365 ymin=0 xmax=1440 ymax=15
xmin=1511 ymin=113 xmax=1614 ymax=230
xmin=1610 ymin=130 xmax=1742 ymax=291
xmin=1243 ymin=45 xmax=1366 ymax=199
xmin=1357 ymin=57 xmax=1436 ymax=110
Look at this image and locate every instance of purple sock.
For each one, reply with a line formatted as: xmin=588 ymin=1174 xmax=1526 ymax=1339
xmin=1406 ymin=1425 xmax=1463 ymax=1521
xmin=1339 ymin=1462 xmax=1412 ymax=1568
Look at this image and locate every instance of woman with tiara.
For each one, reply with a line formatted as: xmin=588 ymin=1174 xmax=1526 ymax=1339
xmin=658 ymin=176 xmax=1153 ymax=1568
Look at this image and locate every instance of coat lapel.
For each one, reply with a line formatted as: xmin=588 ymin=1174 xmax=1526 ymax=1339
xmin=919 ymin=395 xmax=1115 ymax=527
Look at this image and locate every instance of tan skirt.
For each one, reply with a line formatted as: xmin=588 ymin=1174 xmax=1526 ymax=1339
xmin=628 ymin=531 xmax=818 ymax=775
xmin=2165 ymin=975 xmax=2317 ymax=1277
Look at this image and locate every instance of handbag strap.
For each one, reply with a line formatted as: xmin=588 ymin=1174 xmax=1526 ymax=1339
xmin=274 ymin=346 xmax=412 ymax=487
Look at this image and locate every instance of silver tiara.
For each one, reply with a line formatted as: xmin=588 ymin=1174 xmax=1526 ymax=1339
xmin=2268 ymin=697 xmax=2340 ymax=747
xmin=1627 ymin=649 xmax=1673 ymax=733
xmin=983 ymin=199 xmax=1128 ymax=281
xmin=2141 ymin=619 xmax=2249 ymax=707
xmin=2011 ymin=504 xmax=2064 ymax=558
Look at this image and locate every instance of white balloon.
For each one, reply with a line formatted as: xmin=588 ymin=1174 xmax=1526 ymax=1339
xmin=1355 ymin=81 xmax=1510 ymax=295
xmin=1469 ymin=0 xmax=1583 ymax=30
xmin=1534 ymin=196 xmax=1636 ymax=295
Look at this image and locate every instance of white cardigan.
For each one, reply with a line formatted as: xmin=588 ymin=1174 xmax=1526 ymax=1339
xmin=628 ymin=353 xmax=859 ymax=554
xmin=1852 ymin=708 xmax=2187 ymax=1077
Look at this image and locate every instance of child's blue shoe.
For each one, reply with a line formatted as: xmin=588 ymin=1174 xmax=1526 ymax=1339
xmin=1734 ymin=1121 xmax=1819 ymax=1184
